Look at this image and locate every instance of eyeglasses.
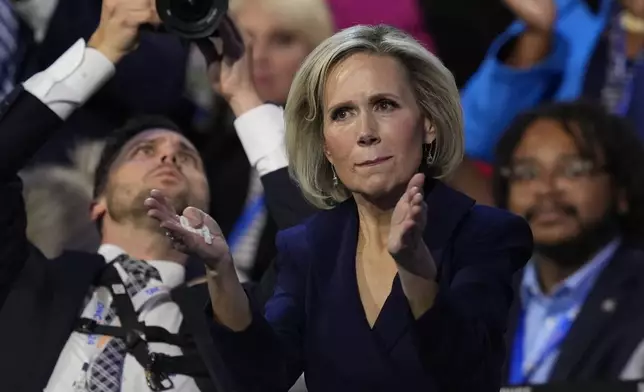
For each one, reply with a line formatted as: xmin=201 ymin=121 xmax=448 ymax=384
xmin=500 ymin=158 xmax=607 ymax=183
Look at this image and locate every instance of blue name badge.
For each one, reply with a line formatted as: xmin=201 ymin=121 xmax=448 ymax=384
xmin=87 ymin=290 xmax=111 ymax=345
xmin=131 ymin=283 xmax=171 ymax=312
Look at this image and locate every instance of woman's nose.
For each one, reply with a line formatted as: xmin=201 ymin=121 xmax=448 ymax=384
xmin=357 ymin=133 xmax=380 ymax=147
xmin=357 ymin=114 xmax=380 ymax=146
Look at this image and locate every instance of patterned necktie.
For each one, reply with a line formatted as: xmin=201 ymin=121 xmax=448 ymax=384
xmin=87 ymin=255 xmax=162 ymax=392
xmin=0 ymin=0 xmax=19 ymax=100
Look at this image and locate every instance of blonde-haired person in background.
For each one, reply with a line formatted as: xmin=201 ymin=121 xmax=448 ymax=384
xmin=181 ymin=0 xmax=335 ymax=286
xmin=20 ymin=140 xmax=104 ymax=258
xmin=148 ymin=24 xmax=533 ymax=392
xmin=228 ymin=0 xmax=334 ymax=104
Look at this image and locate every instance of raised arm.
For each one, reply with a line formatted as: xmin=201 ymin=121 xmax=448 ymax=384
xmin=0 ymin=0 xmax=159 ymax=308
xmin=460 ymin=0 xmax=568 ymax=162
xmin=146 ymin=189 xmax=309 ymax=391
xmin=206 ymin=38 xmax=319 ymax=230
xmin=207 ymin=229 xmax=307 ymax=391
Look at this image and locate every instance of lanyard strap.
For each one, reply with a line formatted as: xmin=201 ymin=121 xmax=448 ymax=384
xmin=603 ymin=11 xmax=644 ymax=117
xmin=508 ymin=308 xmax=577 ymax=385
xmin=227 ymin=194 xmax=265 ymax=252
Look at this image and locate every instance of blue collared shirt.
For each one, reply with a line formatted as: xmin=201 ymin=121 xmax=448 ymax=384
xmin=519 ymin=238 xmax=621 ymax=384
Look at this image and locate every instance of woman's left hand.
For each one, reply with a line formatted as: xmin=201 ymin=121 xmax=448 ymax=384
xmin=388 ymin=173 xmax=437 ymax=279
xmin=145 ymin=189 xmax=231 ymax=270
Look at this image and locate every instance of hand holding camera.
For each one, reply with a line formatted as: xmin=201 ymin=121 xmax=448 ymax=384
xmin=208 ymin=39 xmax=263 ymax=116
xmin=90 ymin=0 xmax=244 ymax=62
xmin=88 ymin=0 xmax=161 ymax=63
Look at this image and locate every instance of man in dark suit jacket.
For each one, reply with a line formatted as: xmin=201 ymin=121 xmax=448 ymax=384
xmin=0 ymin=2 xmax=233 ymax=390
xmin=492 ymin=101 xmax=644 ymax=385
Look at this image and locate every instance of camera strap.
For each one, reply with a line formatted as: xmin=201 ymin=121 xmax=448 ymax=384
xmin=74 ymin=263 xmax=209 ymax=391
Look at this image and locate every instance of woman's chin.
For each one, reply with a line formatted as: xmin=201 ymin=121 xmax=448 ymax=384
xmin=351 ymin=181 xmax=406 ymax=205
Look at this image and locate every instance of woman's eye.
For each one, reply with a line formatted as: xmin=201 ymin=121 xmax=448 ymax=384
xmin=375 ymin=100 xmax=397 ymax=111
xmin=272 ymin=31 xmax=296 ymax=46
xmin=331 ymin=108 xmax=350 ymax=121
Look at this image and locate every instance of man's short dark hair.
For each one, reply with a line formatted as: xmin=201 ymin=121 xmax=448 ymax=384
xmin=492 ymin=100 xmax=644 ymax=243
xmin=93 ymin=115 xmax=183 ymax=199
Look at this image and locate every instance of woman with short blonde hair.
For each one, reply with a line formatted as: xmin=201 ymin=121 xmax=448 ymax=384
xmin=152 ymin=24 xmax=533 ymax=392
xmin=285 ymin=24 xmax=464 ymax=209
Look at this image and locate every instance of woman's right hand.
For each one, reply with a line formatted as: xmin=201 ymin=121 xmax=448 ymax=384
xmin=503 ymin=0 xmax=556 ymax=33
xmin=208 ymin=38 xmax=263 ymax=116
xmin=88 ymin=0 xmax=161 ymax=63
xmin=145 ymin=189 xmax=232 ymax=271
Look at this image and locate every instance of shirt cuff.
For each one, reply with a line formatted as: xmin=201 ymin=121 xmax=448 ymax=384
xmin=234 ymin=104 xmax=289 ymax=177
xmin=22 ymin=39 xmax=115 ymax=120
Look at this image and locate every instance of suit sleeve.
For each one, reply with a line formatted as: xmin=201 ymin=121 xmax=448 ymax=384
xmin=0 ymin=41 xmax=113 ymax=308
xmin=261 ymin=169 xmax=318 ymax=230
xmin=0 ymin=88 xmax=61 ymax=308
xmin=234 ymin=104 xmax=318 ymax=229
xmin=210 ymin=228 xmax=307 ymax=391
xmin=460 ymin=21 xmax=569 ymax=162
xmin=412 ymin=208 xmax=533 ymax=392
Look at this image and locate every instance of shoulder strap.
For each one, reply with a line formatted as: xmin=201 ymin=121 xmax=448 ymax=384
xmin=105 ymin=264 xmax=175 ymax=390
xmin=75 ymin=264 xmax=212 ymax=390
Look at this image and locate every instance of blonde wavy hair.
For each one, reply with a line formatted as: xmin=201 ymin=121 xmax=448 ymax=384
xmin=229 ymin=0 xmax=334 ymax=48
xmin=284 ymin=24 xmax=464 ymax=210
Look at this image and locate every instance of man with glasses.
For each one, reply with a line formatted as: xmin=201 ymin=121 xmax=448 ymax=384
xmin=492 ymin=101 xmax=644 ymax=385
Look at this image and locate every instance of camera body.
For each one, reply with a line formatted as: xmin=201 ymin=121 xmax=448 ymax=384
xmin=156 ymin=0 xmax=244 ymax=61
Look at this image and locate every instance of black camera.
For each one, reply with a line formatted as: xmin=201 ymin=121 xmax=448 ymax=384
xmin=156 ymin=0 xmax=244 ymax=61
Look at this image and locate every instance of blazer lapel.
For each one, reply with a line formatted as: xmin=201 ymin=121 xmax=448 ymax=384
xmin=549 ymin=247 xmax=642 ymax=381
xmin=378 ymin=181 xmax=475 ymax=351
xmin=422 ymin=181 xmax=475 ymax=281
xmin=502 ymin=272 xmax=524 ymax=382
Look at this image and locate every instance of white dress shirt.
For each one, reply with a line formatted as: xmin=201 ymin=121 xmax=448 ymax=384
xmin=45 ymin=244 xmax=200 ymax=392
xmin=233 ymin=104 xmax=289 ymax=176
xmin=22 ymin=38 xmax=114 ymax=120
xmin=621 ymin=338 xmax=644 ymax=380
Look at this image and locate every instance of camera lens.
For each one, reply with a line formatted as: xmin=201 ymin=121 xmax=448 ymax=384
xmin=157 ymin=0 xmax=228 ymax=39
xmin=169 ymin=0 xmax=212 ymax=22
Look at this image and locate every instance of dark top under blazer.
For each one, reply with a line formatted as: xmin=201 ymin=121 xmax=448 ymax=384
xmin=211 ymin=180 xmax=534 ymax=392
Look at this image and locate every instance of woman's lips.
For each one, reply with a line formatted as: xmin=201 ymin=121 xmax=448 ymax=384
xmin=356 ymin=156 xmax=393 ymax=167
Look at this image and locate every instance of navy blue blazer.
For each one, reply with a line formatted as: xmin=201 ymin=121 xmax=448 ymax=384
xmin=211 ymin=180 xmax=533 ymax=392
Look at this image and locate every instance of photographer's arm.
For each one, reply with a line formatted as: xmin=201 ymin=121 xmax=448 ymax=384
xmin=0 ymin=27 xmax=113 ymax=311
xmin=0 ymin=0 xmax=159 ymax=309
xmin=208 ymin=41 xmax=319 ymax=229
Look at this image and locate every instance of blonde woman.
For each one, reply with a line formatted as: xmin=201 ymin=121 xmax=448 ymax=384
xmin=148 ymin=25 xmax=533 ymax=391
xmin=227 ymin=0 xmax=333 ymax=105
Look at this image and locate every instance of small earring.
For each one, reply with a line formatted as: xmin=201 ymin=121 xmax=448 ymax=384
xmin=425 ymin=143 xmax=436 ymax=166
xmin=332 ymin=166 xmax=339 ymax=187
